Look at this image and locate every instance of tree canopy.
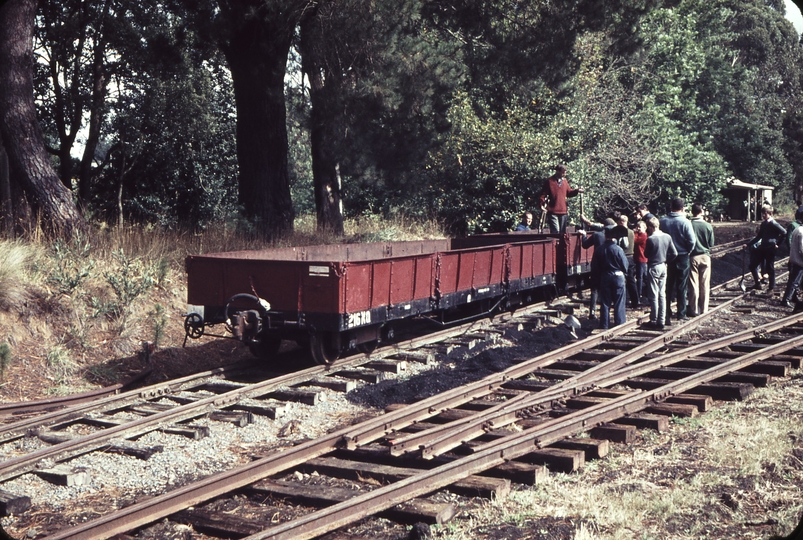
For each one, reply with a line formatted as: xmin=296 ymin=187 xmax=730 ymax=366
xmin=0 ymin=0 xmax=801 ymax=237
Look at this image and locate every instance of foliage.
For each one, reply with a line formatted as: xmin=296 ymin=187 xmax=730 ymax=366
xmin=47 ymin=237 xmax=94 ymax=295
xmin=23 ymin=0 xmax=803 ymax=235
xmin=46 ymin=345 xmax=77 ymax=385
xmin=102 ymin=248 xmax=155 ymax=321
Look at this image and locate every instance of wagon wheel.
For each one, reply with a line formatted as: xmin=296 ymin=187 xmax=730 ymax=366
xmin=248 ymin=334 xmax=282 ymax=361
xmin=309 ymin=332 xmax=341 ymax=365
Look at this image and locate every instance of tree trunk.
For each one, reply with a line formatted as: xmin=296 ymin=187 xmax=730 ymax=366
xmin=219 ymin=2 xmax=296 ymax=238
xmin=0 ymin=138 xmax=12 ymax=236
xmin=78 ymin=32 xmax=110 ymax=207
xmin=0 ymin=0 xmax=87 ymax=238
xmin=300 ymin=10 xmax=345 ymax=235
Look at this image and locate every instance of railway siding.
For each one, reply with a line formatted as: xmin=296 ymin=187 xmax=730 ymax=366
xmin=1 ymin=255 xmax=801 ymax=538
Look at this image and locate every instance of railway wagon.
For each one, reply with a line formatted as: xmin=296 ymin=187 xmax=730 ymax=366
xmin=451 ymin=228 xmax=593 ymax=294
xmin=184 ymin=234 xmax=576 ymax=364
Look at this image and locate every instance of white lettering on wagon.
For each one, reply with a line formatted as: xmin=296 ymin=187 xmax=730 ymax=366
xmin=477 ymin=287 xmax=490 ymax=294
xmin=309 ymin=265 xmax=330 ymax=277
xmin=347 ymin=310 xmax=372 ymax=328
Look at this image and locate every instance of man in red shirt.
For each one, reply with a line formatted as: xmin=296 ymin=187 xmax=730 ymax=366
xmin=538 ymin=164 xmax=583 ymax=233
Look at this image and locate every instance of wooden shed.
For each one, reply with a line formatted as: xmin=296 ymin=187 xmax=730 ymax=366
xmin=721 ymin=179 xmax=775 ymax=221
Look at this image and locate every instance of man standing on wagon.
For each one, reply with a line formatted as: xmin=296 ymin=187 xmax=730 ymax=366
xmin=539 ymin=164 xmax=583 ymax=234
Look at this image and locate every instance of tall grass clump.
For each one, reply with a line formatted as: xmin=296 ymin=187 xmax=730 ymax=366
xmin=0 ymin=343 xmax=11 ymax=381
xmin=0 ymin=240 xmax=40 ymax=311
xmin=46 ymin=345 xmax=77 ymax=386
xmin=343 ymin=211 xmax=447 ymax=243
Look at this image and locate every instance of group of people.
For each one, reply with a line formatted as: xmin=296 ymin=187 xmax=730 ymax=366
xmin=516 ymin=165 xmax=721 ymax=330
xmin=574 ymin=198 xmax=715 ymax=330
xmin=514 ymin=164 xmax=800 ymax=330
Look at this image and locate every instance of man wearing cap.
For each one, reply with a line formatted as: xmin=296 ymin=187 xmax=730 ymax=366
xmin=579 ymin=216 xmax=613 ymax=320
xmin=591 ymin=221 xmax=629 ymax=329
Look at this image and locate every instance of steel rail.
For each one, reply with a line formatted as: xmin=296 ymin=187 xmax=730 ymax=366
xmin=0 ymin=345 xmax=408 ymax=482
xmin=243 ymin=328 xmax=803 ymax=540
xmin=42 ymin=320 xmax=640 ymax=540
xmin=411 ymin=307 xmax=803 ymax=460
xmin=0 ymin=363 xmax=254 ymax=443
xmin=0 ymin=370 xmax=152 ymax=417
xmin=710 ymin=239 xmax=747 ymax=257
xmin=0 ymin=298 xmax=535 ymax=437
xmin=390 ymin=291 xmax=743 ymax=458
xmin=341 ymin=318 xmax=643 ymax=449
xmin=348 ymin=269 xmax=753 ymax=453
xmin=0 ymin=298 xmax=583 ymax=482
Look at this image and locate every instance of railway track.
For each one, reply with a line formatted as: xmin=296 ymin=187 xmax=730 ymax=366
xmin=0 ymin=262 xmax=798 ymax=539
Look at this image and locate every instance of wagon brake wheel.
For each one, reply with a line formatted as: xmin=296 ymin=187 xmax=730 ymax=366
xmin=184 ymin=313 xmax=204 ymax=339
xmin=309 ymin=332 xmax=341 ymax=365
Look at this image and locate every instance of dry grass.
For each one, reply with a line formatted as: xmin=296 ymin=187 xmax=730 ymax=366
xmin=0 ymin=214 xmax=446 ymax=399
xmin=435 ymin=374 xmax=803 ymax=540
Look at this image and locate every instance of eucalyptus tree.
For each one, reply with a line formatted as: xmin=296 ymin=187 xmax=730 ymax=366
xmin=618 ymin=0 xmax=803 ymax=211
xmin=297 ymin=0 xmax=466 ymax=230
xmin=173 ymin=0 xmax=313 ymax=237
xmin=33 ymin=0 xmax=118 ymax=205
xmin=0 ymin=0 xmax=87 ymax=237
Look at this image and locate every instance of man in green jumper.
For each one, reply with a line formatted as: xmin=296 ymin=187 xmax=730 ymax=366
xmin=688 ymin=203 xmax=715 ymax=316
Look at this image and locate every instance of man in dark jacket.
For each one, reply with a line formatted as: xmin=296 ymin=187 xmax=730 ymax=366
xmin=580 ymin=217 xmax=611 ymax=320
xmin=660 ymin=198 xmax=696 ymax=324
xmin=745 ymin=205 xmax=787 ymax=291
xmin=592 ymin=223 xmax=629 ymax=329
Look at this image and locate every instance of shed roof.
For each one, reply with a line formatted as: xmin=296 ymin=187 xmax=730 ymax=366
xmin=725 ymin=179 xmax=775 ymax=191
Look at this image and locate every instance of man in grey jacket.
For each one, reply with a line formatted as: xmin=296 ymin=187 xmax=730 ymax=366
xmin=644 ymin=217 xmax=677 ymax=329
xmin=660 ymin=198 xmax=696 ymax=324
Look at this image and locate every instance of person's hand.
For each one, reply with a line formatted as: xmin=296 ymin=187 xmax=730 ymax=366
xmin=577 ymin=187 xmax=585 ymax=193
xmin=578 ymin=230 xmax=587 ymax=236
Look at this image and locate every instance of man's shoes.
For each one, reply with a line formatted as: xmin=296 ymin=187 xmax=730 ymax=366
xmin=781 ymin=300 xmax=795 ymax=308
xmin=752 ymin=283 xmax=762 ymax=290
xmin=677 ymin=315 xmax=690 ymax=322
xmin=687 ymin=312 xmax=697 ymax=317
xmin=589 ymin=313 xmax=597 ymax=321
xmin=664 ymin=319 xmax=672 ymax=327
